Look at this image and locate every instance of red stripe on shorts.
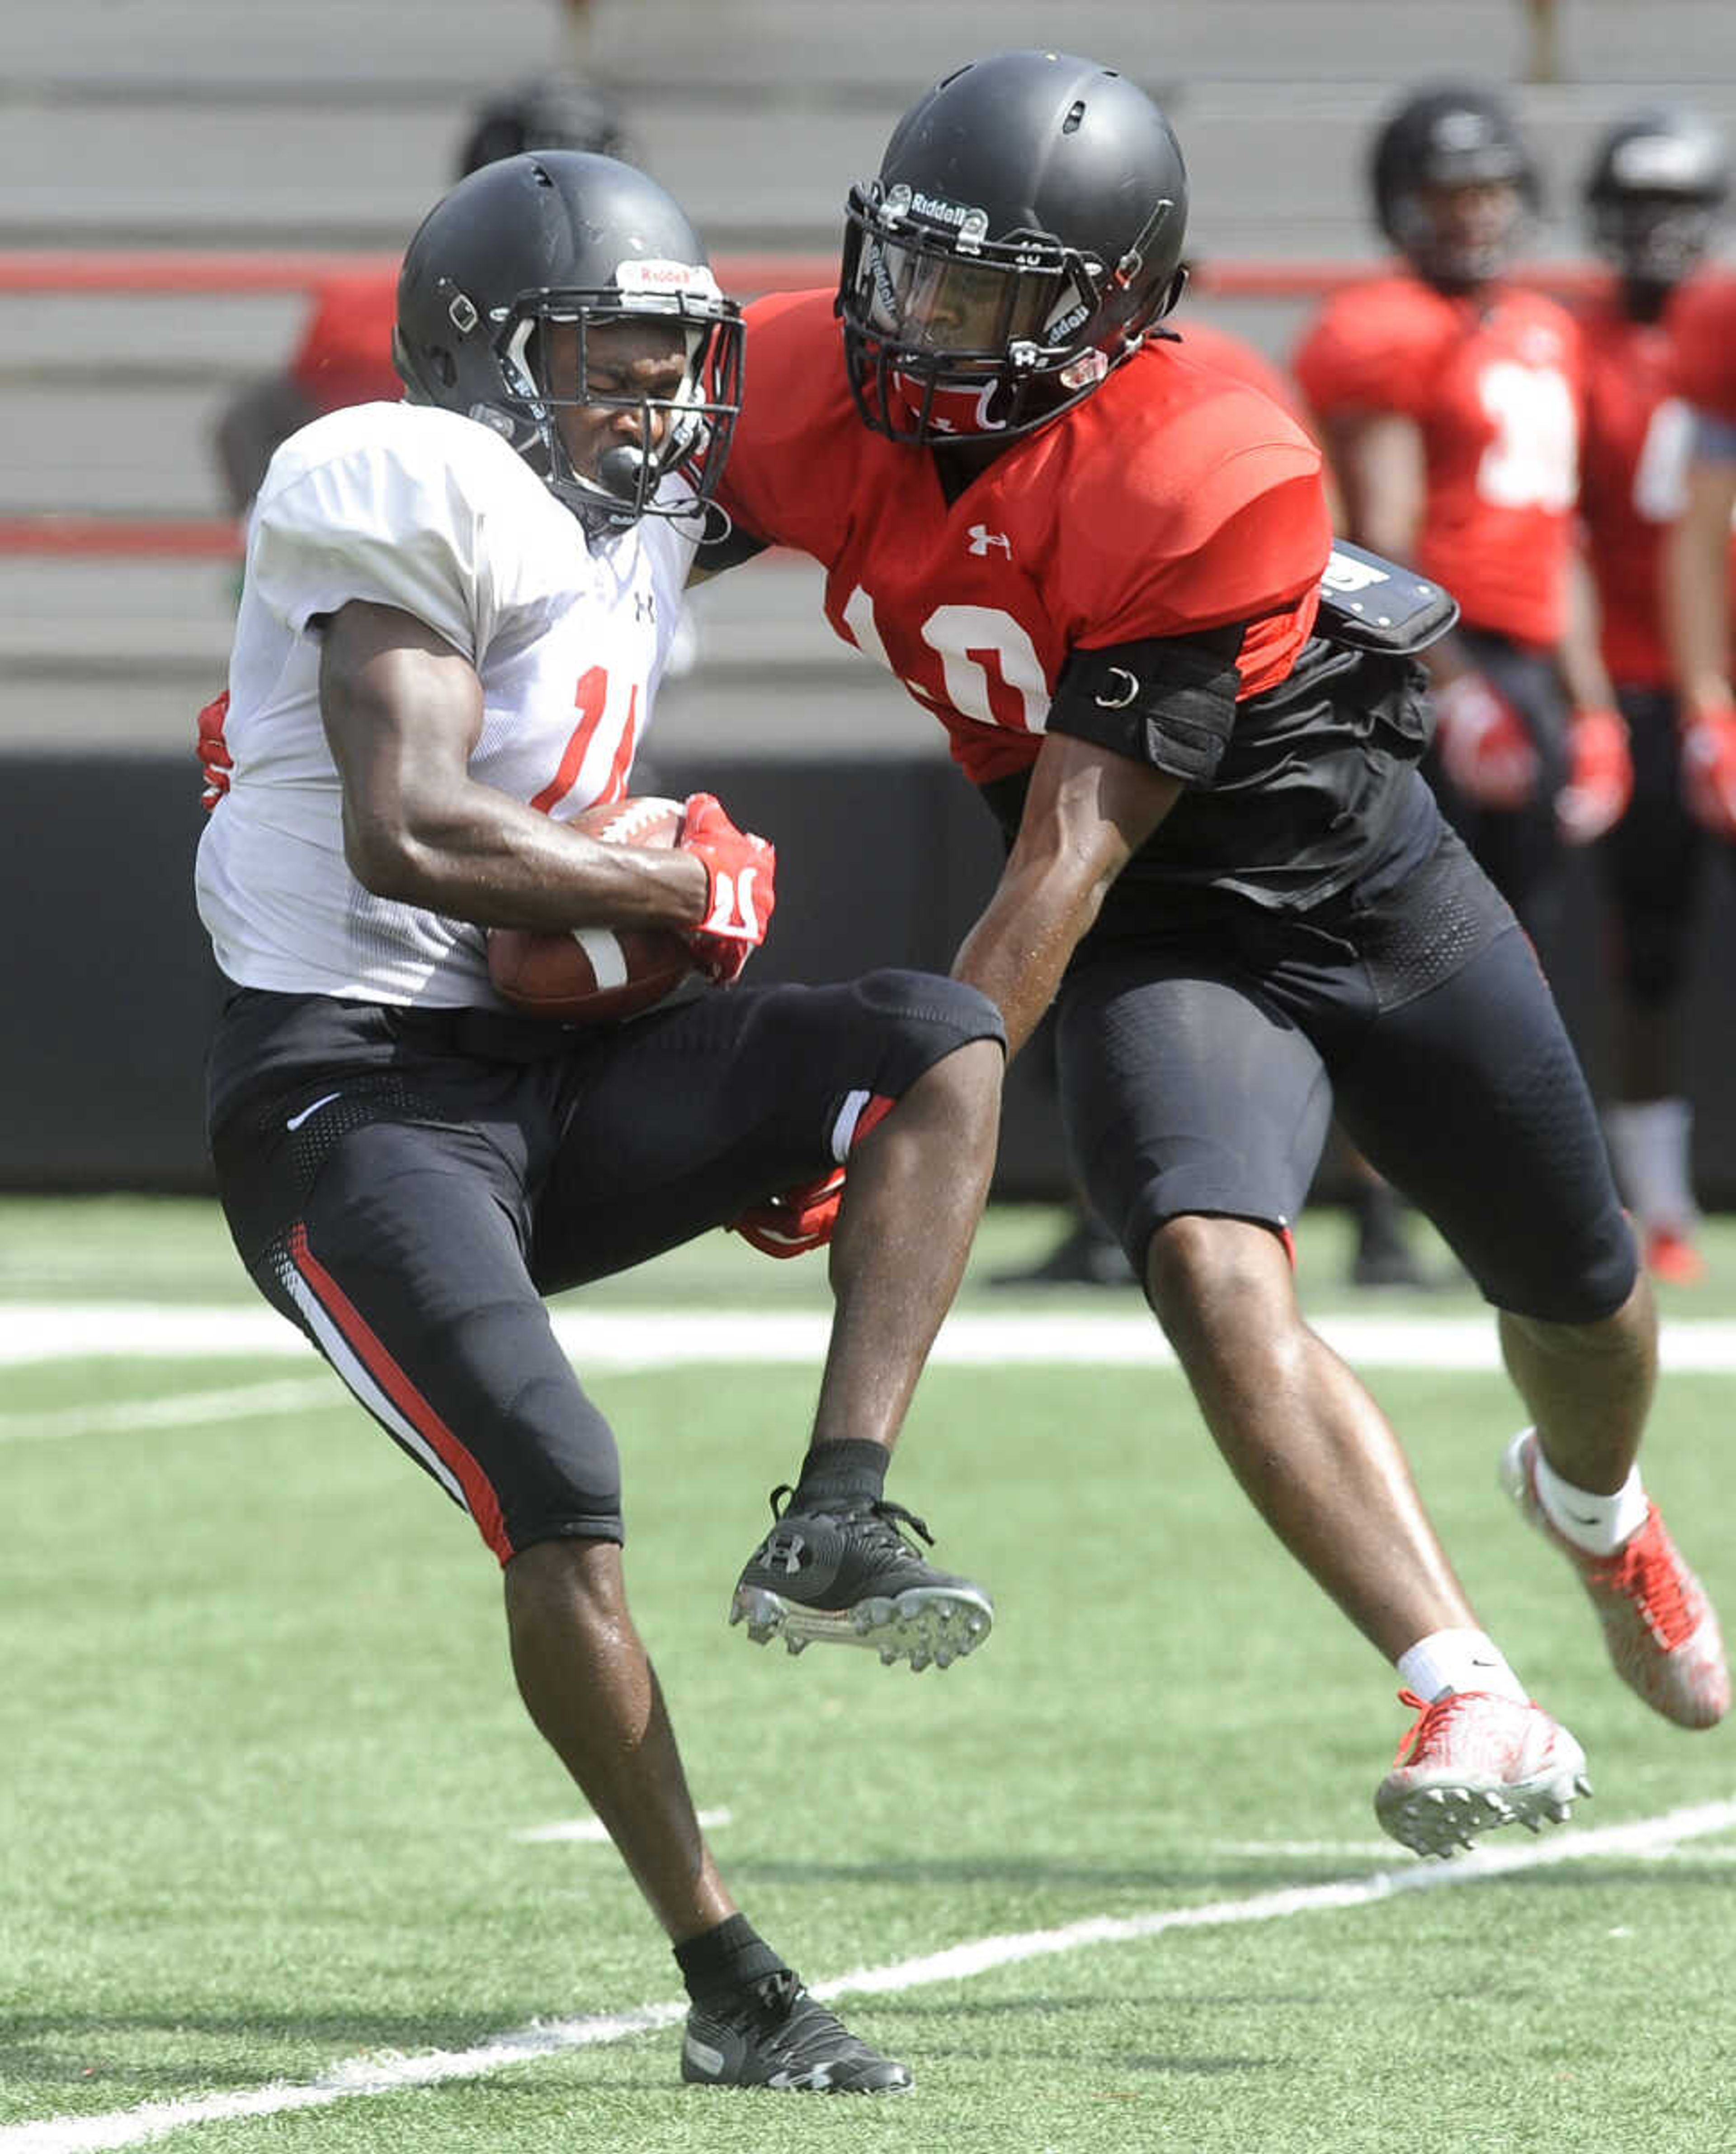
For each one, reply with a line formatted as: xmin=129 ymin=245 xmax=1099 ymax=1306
xmin=288 ymin=1222 xmax=514 ymax=1561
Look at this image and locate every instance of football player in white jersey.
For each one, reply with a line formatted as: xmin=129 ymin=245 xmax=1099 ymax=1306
xmin=194 ymin=150 xmax=1006 ymax=2095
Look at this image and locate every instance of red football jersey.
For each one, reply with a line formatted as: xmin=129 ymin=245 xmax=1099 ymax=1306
xmin=1294 ymin=273 xmax=1582 ymax=648
xmin=1578 ymin=288 xmax=1688 ymax=688
xmin=1670 ymin=272 xmax=1736 ymax=424
xmin=713 ymin=291 xmax=1329 ymax=789
xmin=288 ymin=271 xmax=401 ymax=416
xmin=1167 ymin=315 xmax=1305 ymax=420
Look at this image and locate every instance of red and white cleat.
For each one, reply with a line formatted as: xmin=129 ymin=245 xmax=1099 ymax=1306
xmin=1645 ymin=1227 xmax=1708 ymax=1288
xmin=1503 ymin=1429 xmax=1730 ymax=1730
xmin=1375 ymin=1689 xmax=1590 ymax=1857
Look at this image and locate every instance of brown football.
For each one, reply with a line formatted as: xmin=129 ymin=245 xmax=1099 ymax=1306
xmin=487 ymin=795 xmax=698 ymax=1023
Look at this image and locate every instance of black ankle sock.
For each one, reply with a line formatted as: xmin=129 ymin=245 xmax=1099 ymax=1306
xmin=792 ymin=1438 xmax=889 ymax=1511
xmin=675 ymin=1914 xmax=789 ymax=2006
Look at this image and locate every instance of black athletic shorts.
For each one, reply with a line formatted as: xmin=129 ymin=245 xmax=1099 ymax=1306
xmin=1054 ymin=806 xmax=1636 ymax=1323
xmin=1598 ymin=683 xmax=1718 ymax=1007
xmin=1422 ymin=624 xmax=1571 ymax=942
xmin=206 ymin=973 xmax=1002 ymax=1562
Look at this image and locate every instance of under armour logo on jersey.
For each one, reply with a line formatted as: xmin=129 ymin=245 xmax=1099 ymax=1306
xmin=635 ymin=591 xmax=657 ymax=622
xmin=967 ymin=525 xmax=1012 ymax=557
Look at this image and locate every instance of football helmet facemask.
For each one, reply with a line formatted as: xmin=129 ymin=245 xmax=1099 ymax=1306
xmin=393 ymin=151 xmax=743 ymax=532
xmin=838 ymin=50 xmax=1189 ymax=446
xmin=1371 ymin=83 xmax=1541 ymax=291
xmin=1583 ymin=108 xmax=1730 ymax=296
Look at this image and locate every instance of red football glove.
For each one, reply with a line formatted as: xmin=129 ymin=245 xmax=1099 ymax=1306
xmin=196 ymin=688 xmax=233 ymax=811
xmin=677 ymin=791 xmax=776 ymax=985
xmin=730 ymin=1096 xmax=894 ymax=1260
xmin=1556 ymin=706 xmax=1633 ymax=845
xmin=1681 ymin=699 xmax=1736 ymax=840
xmin=730 ymin=1167 xmax=845 ymax=1258
xmin=1430 ymin=671 xmax=1539 ymax=810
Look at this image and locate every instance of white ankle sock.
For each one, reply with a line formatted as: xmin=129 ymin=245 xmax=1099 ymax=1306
xmin=1396 ymin=1628 xmax=1528 ymax=1704
xmin=1533 ymin=1447 xmax=1650 ymax=1556
xmin=1603 ymin=1097 xmax=1698 ymax=1233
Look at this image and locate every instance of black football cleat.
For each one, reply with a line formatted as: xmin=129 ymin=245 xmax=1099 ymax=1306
xmin=682 ymin=1972 xmax=912 ymax=2093
xmin=729 ymin=1487 xmax=993 ymax=1671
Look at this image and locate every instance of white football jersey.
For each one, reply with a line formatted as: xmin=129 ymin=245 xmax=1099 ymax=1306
xmin=194 ymin=399 xmax=696 ymax=1005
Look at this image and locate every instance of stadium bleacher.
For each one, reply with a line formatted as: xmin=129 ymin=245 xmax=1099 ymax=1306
xmin=6 ymin=0 xmax=1736 ymax=1188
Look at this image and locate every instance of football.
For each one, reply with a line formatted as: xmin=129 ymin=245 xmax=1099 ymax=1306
xmin=486 ymin=795 xmax=699 ymax=1023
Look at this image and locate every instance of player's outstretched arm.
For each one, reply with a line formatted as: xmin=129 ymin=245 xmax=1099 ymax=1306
xmin=951 ymin=733 xmax=1182 ymax=1058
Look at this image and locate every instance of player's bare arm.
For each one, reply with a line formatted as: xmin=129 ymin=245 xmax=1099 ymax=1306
xmin=318 ymin=597 xmax=709 ymax=932
xmin=952 ymin=732 xmax=1181 ymax=1058
xmin=1664 ymin=456 xmax=1736 ymax=721
xmin=1324 ymin=408 xmax=1424 ymax=565
xmin=1559 ymin=554 xmax=1618 ymax=714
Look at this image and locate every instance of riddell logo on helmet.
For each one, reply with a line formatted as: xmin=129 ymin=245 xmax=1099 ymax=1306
xmin=616 ymin=259 xmax=719 ymax=298
xmin=886 ymin=183 xmax=988 ymax=238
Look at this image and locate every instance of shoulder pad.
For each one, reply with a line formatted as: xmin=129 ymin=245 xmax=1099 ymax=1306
xmin=1316 ymin=541 xmax=1458 ymax=655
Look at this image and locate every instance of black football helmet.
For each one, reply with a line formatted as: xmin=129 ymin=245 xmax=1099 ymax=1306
xmin=838 ymin=49 xmax=1189 ymax=445
xmin=1370 ymin=83 xmax=1541 ymax=290
xmin=457 ymin=75 xmax=632 ymax=179
xmin=1583 ymin=108 xmax=1730 ymax=299
xmin=393 ymin=151 xmax=743 ymax=531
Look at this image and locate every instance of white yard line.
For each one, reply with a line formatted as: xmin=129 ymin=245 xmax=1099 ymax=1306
xmin=514 ymin=1806 xmax=732 ymax=1845
xmin=3 ymin=1795 xmax=1732 ymax=2153
xmin=0 ymin=1376 xmax=340 ymax=1443
xmin=8 ymin=1300 xmax=1736 ymax=1374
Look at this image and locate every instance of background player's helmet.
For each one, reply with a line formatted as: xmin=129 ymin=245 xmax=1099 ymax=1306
xmin=393 ymin=151 xmax=742 ymax=531
xmin=1582 ymin=108 xmax=1730 ymax=295
xmin=457 ymin=75 xmax=632 ymax=179
xmin=1370 ymin=83 xmax=1541 ymax=290
xmin=838 ymin=49 xmax=1189 ymax=445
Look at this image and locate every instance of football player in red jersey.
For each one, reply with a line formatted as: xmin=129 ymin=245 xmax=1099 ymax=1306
xmin=1577 ymin=110 xmax=1733 ymax=1287
xmin=1294 ymin=82 xmax=1629 ymax=947
xmin=1663 ymin=253 xmax=1736 ymax=1196
xmin=700 ymin=49 xmax=1731 ymax=1852
xmin=988 ymin=303 xmax=1434 ymax=1292
xmin=1665 ymin=270 xmax=1736 ymax=805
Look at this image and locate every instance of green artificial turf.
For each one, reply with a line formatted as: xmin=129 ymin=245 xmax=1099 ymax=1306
xmin=1 ymin=1199 xmax=1733 ymax=2152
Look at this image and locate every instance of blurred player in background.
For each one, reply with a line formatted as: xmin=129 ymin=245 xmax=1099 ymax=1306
xmin=194 ymin=150 xmax=1005 ymax=2094
xmin=211 ymin=75 xmax=632 ymax=515
xmin=700 ymin=47 xmax=1730 ymax=1857
xmin=1665 ymin=270 xmax=1736 ymax=843
xmin=1295 ymin=82 xmax=1632 ymax=950
xmin=1576 ymin=109 xmax=1733 ymax=1285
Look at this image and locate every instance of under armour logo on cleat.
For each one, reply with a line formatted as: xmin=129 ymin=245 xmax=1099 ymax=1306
xmin=758 ymin=1529 xmax=810 ymax=1575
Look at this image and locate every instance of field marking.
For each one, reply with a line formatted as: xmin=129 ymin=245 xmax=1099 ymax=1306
xmin=9 ymin=1299 xmax=1736 ymax=1374
xmin=514 ymin=1806 xmax=732 ymax=1845
xmin=1209 ymin=1833 xmax=1736 ymax=1862
xmin=0 ymin=1377 xmax=340 ymax=1444
xmin=4 ymin=1795 xmax=1732 ymax=2153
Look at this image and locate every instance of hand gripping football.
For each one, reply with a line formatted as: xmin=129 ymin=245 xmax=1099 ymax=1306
xmin=487 ymin=796 xmax=699 ymax=1022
